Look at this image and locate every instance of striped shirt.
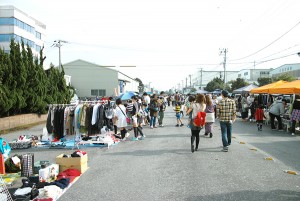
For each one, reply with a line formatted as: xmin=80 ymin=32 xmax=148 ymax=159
xmin=174 ymin=105 xmax=181 ymax=113
xmin=217 ymin=98 xmax=236 ymax=121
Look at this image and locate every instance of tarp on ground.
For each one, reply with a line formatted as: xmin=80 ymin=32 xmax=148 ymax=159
xmin=250 ymin=80 xmax=287 ymax=94
xmin=232 ymin=84 xmax=258 ymax=94
xmin=268 ymin=80 xmax=300 ymax=94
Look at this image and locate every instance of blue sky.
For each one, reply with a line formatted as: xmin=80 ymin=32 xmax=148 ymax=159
xmin=1 ymin=0 xmax=300 ymax=90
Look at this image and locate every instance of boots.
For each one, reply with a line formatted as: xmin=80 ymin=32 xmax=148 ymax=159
xmin=191 ymin=136 xmax=195 ymax=153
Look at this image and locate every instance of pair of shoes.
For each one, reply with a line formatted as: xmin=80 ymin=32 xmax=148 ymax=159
xmin=159 ymin=124 xmax=164 ymax=127
xmin=139 ymin=136 xmax=144 ymax=140
xmin=180 ymin=124 xmax=184 ymax=127
xmin=121 ymin=138 xmax=127 ymax=141
xmin=292 ymin=133 xmax=295 ymax=136
xmin=175 ymin=124 xmax=179 ymax=127
xmin=278 ymin=129 xmax=284 ymax=132
xmin=222 ymin=146 xmax=228 ymax=152
xmin=150 ymin=126 xmax=153 ymax=129
xmin=195 ymin=147 xmax=198 ymax=151
xmin=131 ymin=137 xmax=139 ymax=141
xmin=191 ymin=145 xmax=195 ymax=153
xmin=209 ymin=133 xmax=213 ymax=138
xmin=154 ymin=126 xmax=157 ymax=128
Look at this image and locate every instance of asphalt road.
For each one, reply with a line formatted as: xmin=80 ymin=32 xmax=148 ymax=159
xmin=6 ymin=106 xmax=300 ymax=201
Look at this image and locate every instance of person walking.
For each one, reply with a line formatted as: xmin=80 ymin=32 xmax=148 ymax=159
xmin=149 ymin=94 xmax=159 ymax=129
xmin=217 ymin=90 xmax=236 ymax=152
xmin=269 ymin=98 xmax=286 ymax=131
xmin=174 ymin=102 xmax=184 ymax=127
xmin=115 ymin=98 xmax=129 ymax=141
xmin=158 ymin=95 xmax=166 ymax=127
xmin=290 ymin=95 xmax=300 ymax=136
xmin=131 ymin=95 xmax=142 ymax=140
xmin=241 ymin=94 xmax=249 ymax=121
xmin=186 ymin=94 xmax=206 ymax=153
xmin=204 ymin=95 xmax=215 ymax=138
xmin=255 ymin=104 xmax=266 ymax=131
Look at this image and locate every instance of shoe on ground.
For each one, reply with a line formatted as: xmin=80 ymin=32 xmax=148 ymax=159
xmin=150 ymin=126 xmax=153 ymax=129
xmin=278 ymin=129 xmax=284 ymax=132
xmin=195 ymin=147 xmax=198 ymax=151
xmin=159 ymin=124 xmax=164 ymax=127
xmin=209 ymin=133 xmax=213 ymax=138
xmin=191 ymin=145 xmax=195 ymax=153
xmin=121 ymin=138 xmax=127 ymax=141
xmin=291 ymin=133 xmax=295 ymax=135
xmin=139 ymin=136 xmax=144 ymax=140
xmin=204 ymin=133 xmax=208 ymax=136
xmin=175 ymin=124 xmax=179 ymax=127
xmin=180 ymin=124 xmax=184 ymax=127
xmin=154 ymin=126 xmax=157 ymax=128
xmin=125 ymin=133 xmax=130 ymax=137
xmin=131 ymin=137 xmax=139 ymax=141
xmin=222 ymin=146 xmax=228 ymax=152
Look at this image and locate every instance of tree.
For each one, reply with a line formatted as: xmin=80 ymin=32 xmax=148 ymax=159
xmin=257 ymin=77 xmax=272 ymax=86
xmin=273 ymin=73 xmax=296 ymax=82
xmin=204 ymin=77 xmax=224 ymax=92
xmin=135 ymin=78 xmax=144 ymax=93
xmin=231 ymin=78 xmax=249 ymax=92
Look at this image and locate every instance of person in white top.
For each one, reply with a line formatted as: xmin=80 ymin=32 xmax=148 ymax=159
xmin=143 ymin=92 xmax=151 ymax=106
xmin=115 ymin=98 xmax=129 ymax=140
xmin=186 ymin=94 xmax=206 ymax=153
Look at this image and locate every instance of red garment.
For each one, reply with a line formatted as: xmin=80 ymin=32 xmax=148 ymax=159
xmin=58 ymin=168 xmax=81 ymax=177
xmin=56 ymin=172 xmax=77 ymax=183
xmin=255 ymin=108 xmax=264 ymax=121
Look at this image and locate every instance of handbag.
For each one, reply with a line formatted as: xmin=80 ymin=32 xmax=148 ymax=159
xmin=117 ymin=105 xmax=130 ymax=124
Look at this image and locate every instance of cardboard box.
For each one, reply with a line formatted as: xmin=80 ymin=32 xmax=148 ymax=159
xmin=55 ymin=154 xmax=88 ymax=174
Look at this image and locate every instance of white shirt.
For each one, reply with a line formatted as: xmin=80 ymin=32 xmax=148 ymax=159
xmin=144 ymin=95 xmax=151 ymax=105
xmin=116 ymin=104 xmax=128 ymax=128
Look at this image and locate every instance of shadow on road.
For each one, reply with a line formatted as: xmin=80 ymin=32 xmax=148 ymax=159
xmin=103 ymin=149 xmax=189 ymax=156
xmin=186 ymin=189 xmax=300 ymax=201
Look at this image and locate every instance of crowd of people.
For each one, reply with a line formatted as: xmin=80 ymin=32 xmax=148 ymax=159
xmin=109 ymin=89 xmax=298 ymax=154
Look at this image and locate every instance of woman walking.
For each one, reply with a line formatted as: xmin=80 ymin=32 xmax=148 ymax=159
xmin=186 ymin=94 xmax=206 ymax=153
xmin=115 ymin=98 xmax=129 ymax=141
xmin=204 ymin=95 xmax=215 ymax=138
xmin=149 ymin=94 xmax=159 ymax=129
xmin=241 ymin=94 xmax=249 ymax=121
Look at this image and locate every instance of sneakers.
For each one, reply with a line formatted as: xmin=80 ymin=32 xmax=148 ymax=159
xmin=180 ymin=124 xmax=184 ymax=127
xmin=150 ymin=126 xmax=153 ymax=129
xmin=175 ymin=124 xmax=179 ymax=127
xmin=131 ymin=137 xmax=139 ymax=141
xmin=222 ymin=146 xmax=229 ymax=152
xmin=154 ymin=126 xmax=157 ymax=128
xmin=292 ymin=133 xmax=295 ymax=136
xmin=278 ymin=129 xmax=284 ymax=132
xmin=121 ymin=137 xmax=127 ymax=141
xmin=159 ymin=124 xmax=164 ymax=127
xmin=125 ymin=133 xmax=130 ymax=137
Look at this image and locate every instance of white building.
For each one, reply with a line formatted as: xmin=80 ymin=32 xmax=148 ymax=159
xmin=270 ymin=63 xmax=300 ymax=79
xmin=237 ymin=69 xmax=271 ymax=83
xmin=63 ymin=59 xmax=139 ymax=98
xmin=0 ymin=5 xmax=46 ymax=57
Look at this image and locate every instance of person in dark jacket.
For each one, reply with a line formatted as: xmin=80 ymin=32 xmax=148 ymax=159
xmin=290 ymin=95 xmax=300 ymax=135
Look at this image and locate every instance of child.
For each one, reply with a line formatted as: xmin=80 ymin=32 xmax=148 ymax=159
xmin=255 ymin=104 xmax=266 ymax=131
xmin=174 ymin=103 xmax=184 ymax=127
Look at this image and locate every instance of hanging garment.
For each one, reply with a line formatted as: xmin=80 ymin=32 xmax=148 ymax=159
xmin=21 ymin=153 xmax=34 ymax=177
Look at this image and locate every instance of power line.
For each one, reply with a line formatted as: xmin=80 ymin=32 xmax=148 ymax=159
xmin=229 ymin=19 xmax=300 ymax=61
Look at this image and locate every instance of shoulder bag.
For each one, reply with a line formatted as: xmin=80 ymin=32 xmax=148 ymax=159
xmin=118 ymin=105 xmax=130 ymax=123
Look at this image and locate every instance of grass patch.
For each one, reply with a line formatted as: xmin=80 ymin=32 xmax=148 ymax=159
xmin=0 ymin=121 xmax=46 ymax=135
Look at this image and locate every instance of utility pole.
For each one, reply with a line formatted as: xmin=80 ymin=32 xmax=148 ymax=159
xmin=219 ymin=48 xmax=228 ymax=86
xmin=199 ymin=68 xmax=203 ymax=90
xmin=186 ymin=77 xmax=188 ymax=88
xmin=182 ymin=80 xmax=184 ymax=93
xmin=52 ymin=40 xmax=68 ymax=71
xmin=189 ymin=74 xmax=192 ymax=87
xmin=253 ymin=61 xmax=256 ymax=69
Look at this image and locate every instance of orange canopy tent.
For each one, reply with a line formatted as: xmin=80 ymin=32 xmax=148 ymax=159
xmin=268 ymin=80 xmax=300 ymax=94
xmin=250 ymin=80 xmax=287 ymax=94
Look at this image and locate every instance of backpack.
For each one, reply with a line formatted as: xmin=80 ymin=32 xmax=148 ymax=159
xmin=193 ymin=111 xmax=206 ymax=127
xmin=149 ymin=102 xmax=159 ymax=112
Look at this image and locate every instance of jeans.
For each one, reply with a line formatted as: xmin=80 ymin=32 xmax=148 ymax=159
xmin=150 ymin=116 xmax=156 ymax=127
xmin=220 ymin=121 xmax=232 ymax=147
xmin=158 ymin=111 xmax=164 ymax=125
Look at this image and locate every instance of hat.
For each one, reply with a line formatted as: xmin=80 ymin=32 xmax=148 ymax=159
xmin=221 ymin=90 xmax=229 ymax=97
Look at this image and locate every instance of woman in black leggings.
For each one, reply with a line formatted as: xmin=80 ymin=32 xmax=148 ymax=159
xmin=186 ymin=94 xmax=206 ymax=153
